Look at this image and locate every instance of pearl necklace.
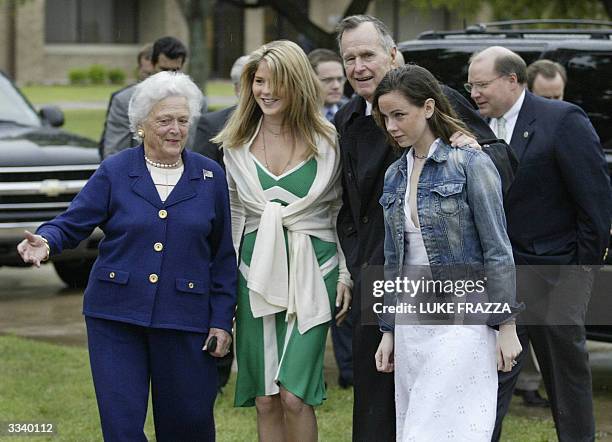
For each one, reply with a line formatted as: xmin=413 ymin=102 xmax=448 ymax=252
xmin=144 ymin=154 xmax=182 ymax=169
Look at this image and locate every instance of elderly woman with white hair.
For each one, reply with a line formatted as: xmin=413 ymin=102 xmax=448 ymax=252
xmin=17 ymin=71 xmax=236 ymax=441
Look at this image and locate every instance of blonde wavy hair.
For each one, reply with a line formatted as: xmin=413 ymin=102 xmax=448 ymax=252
xmin=213 ymin=40 xmax=335 ymax=153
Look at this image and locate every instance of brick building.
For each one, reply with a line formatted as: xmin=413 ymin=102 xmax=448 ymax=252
xmin=0 ymin=0 xmax=483 ymax=85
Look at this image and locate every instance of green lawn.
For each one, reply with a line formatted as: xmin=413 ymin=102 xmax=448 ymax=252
xmin=63 ymin=109 xmax=106 ymax=142
xmin=32 ymin=91 xmax=225 ymax=142
xmin=22 ymin=80 xmax=234 ymax=105
xmin=0 ymin=335 xmax=559 ymax=441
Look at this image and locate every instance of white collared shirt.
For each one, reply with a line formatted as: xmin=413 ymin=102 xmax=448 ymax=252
xmin=365 ymin=100 xmax=373 ymax=116
xmin=489 ymin=89 xmax=526 ymax=144
xmin=324 ymin=104 xmax=339 ymax=114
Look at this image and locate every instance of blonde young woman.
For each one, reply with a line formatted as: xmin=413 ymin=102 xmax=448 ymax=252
xmin=213 ymin=40 xmax=352 ymax=441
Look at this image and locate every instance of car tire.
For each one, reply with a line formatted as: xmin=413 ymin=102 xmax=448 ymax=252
xmin=53 ymin=259 xmax=95 ymax=289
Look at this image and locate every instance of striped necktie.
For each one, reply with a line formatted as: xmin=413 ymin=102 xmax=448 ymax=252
xmin=496 ymin=117 xmax=507 ymax=141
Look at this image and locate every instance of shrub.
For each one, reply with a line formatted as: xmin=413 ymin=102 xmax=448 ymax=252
xmin=88 ymin=65 xmax=107 ymax=84
xmin=107 ymin=68 xmax=126 ymax=85
xmin=68 ymin=68 xmax=88 ymax=85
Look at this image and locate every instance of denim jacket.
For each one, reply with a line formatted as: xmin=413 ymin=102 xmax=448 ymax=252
xmin=379 ymin=142 xmax=522 ymax=330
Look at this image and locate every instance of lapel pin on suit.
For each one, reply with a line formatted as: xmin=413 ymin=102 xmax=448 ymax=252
xmin=523 ymin=131 xmax=529 ymax=139
xmin=203 ymin=169 xmax=214 ymax=180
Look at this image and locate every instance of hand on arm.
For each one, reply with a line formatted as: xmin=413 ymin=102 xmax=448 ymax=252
xmin=450 ymin=131 xmax=481 ymax=149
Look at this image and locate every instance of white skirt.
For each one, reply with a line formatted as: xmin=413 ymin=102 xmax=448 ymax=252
xmin=394 ymin=324 xmax=498 ymax=442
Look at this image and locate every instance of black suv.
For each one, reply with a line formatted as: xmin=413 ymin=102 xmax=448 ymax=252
xmin=399 ymin=19 xmax=612 ymax=341
xmin=399 ymin=19 xmax=612 ymax=162
xmin=0 ymin=71 xmax=101 ymax=287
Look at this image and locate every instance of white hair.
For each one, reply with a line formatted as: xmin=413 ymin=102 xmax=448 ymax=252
xmin=230 ymin=55 xmax=250 ymax=85
xmin=128 ymin=71 xmax=202 ymax=142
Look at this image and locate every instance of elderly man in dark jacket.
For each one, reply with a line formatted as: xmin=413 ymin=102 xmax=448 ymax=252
xmin=334 ymin=15 xmax=516 ymax=442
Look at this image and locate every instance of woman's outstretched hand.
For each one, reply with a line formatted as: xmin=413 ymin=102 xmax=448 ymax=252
xmin=497 ymin=321 xmax=522 ymax=372
xmin=16 ymin=230 xmax=48 ymax=268
xmin=375 ymin=332 xmax=394 ymax=373
xmin=335 ymin=282 xmax=352 ymax=326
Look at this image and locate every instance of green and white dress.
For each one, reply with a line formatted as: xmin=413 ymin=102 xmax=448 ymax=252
xmin=234 ymin=156 xmax=339 ymax=407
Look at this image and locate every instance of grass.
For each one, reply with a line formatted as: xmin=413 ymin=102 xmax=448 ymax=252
xmin=21 ymin=80 xmax=234 ymax=105
xmin=0 ymin=335 xmax=561 ymax=441
xmin=21 ymin=84 xmax=119 ymax=104
xmin=16 ymin=82 xmax=230 ymax=143
xmin=63 ymin=109 xmax=106 ymax=141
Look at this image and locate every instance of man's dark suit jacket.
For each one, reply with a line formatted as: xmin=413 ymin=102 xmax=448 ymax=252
xmin=505 ymin=91 xmax=611 ymax=266
xmin=192 ymin=106 xmax=235 ymax=166
xmin=442 ymin=85 xmax=518 ymax=198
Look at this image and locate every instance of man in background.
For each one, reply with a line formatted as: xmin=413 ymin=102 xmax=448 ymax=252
xmin=468 ymin=46 xmax=611 ymax=442
xmin=512 ymin=58 xmax=568 ymax=409
xmin=527 ymin=59 xmax=567 ymax=100
xmin=308 ymin=49 xmax=348 ymax=122
xmin=307 ymin=47 xmax=353 ymax=389
xmin=192 ymin=55 xmax=249 ymax=164
xmin=136 ymin=43 xmax=154 ymax=81
xmin=100 ymin=36 xmax=205 ymax=159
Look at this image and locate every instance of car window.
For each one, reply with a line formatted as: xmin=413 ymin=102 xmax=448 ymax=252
xmin=402 ymin=47 xmax=542 ymax=102
xmin=0 ymin=75 xmax=41 ymax=127
xmin=553 ymin=50 xmax=612 ymax=148
xmin=403 ymin=48 xmax=470 ymax=96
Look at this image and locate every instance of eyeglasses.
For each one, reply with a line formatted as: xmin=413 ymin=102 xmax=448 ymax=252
xmin=464 ymin=75 xmax=505 ymax=94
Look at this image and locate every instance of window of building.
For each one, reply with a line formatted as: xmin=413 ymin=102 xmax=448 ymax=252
xmin=45 ymin=0 xmax=139 ymax=44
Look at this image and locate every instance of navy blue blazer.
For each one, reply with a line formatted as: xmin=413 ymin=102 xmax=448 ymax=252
xmin=37 ymin=146 xmax=237 ymax=334
xmin=505 ymin=91 xmax=612 ymax=266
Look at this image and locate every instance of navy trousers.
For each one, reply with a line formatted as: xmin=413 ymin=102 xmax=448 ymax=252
xmin=85 ymin=317 xmax=218 ymax=442
xmin=493 ymin=267 xmax=595 ymax=442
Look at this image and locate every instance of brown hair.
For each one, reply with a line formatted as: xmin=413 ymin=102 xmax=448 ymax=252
xmin=308 ymin=48 xmax=342 ymax=71
xmin=372 ymin=64 xmax=473 ymax=149
xmin=527 ymin=59 xmax=567 ymax=90
xmin=213 ymin=40 xmax=335 ymax=154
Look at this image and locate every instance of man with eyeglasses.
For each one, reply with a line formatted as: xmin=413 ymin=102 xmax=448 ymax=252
xmin=101 ymin=36 xmax=206 ymax=159
xmin=308 ymin=49 xmax=348 ymax=122
xmin=306 ymin=47 xmax=355 ymax=389
xmin=468 ymin=46 xmax=611 ymax=442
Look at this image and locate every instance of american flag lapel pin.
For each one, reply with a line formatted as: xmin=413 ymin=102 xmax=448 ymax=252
xmin=203 ymin=169 xmax=214 ymax=180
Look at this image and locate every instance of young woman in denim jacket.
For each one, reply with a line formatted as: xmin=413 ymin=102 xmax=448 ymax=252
xmin=372 ymin=65 xmax=522 ymax=441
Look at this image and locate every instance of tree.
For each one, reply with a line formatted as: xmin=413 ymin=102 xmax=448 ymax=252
xmin=177 ymin=0 xmax=211 ymax=92
xmin=221 ymin=0 xmax=372 ymax=48
xmin=408 ymin=0 xmax=610 ymax=22
xmin=176 ymin=0 xmax=372 ymax=90
xmin=177 ymin=0 xmax=612 ymax=91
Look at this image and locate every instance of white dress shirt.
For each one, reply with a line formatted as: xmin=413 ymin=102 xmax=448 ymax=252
xmin=489 ymin=89 xmax=526 ymax=144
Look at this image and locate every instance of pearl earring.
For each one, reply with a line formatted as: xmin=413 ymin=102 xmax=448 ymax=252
xmin=137 ymin=128 xmax=145 ymax=139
